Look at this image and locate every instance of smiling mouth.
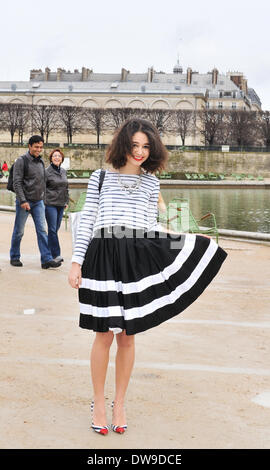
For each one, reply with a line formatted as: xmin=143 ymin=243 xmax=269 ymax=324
xmin=133 ymin=155 xmax=144 ymax=161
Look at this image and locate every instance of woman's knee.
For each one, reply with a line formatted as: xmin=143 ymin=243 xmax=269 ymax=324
xmin=94 ymin=331 xmax=114 ymax=348
xmin=116 ymin=331 xmax=135 ymax=348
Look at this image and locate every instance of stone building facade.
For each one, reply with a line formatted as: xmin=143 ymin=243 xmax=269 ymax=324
xmin=0 ymin=62 xmax=262 ymax=145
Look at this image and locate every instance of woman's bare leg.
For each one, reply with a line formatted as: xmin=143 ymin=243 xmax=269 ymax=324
xmin=113 ymin=330 xmax=135 ymax=425
xmin=90 ymin=331 xmax=114 ymax=426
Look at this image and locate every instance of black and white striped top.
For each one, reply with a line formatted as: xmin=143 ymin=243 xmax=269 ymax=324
xmin=72 ymin=169 xmax=160 ymax=265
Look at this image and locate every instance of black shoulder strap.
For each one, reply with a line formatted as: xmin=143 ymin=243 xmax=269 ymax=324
xmin=21 ymin=154 xmax=29 ymax=175
xmin=99 ymin=169 xmax=105 ymax=193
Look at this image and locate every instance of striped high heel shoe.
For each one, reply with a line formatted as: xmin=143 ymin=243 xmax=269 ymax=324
xmin=90 ymin=401 xmax=109 ymax=435
xmin=111 ymin=401 xmax=127 ymax=434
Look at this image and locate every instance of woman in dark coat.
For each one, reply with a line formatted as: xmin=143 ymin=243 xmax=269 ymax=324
xmin=45 ymin=149 xmax=69 ymax=262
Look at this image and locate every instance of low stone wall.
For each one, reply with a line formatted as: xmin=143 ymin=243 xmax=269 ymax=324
xmin=167 ymin=150 xmax=270 ymax=177
xmin=1 ymin=146 xmax=270 ymax=177
xmin=0 ymin=146 xmax=105 ymax=170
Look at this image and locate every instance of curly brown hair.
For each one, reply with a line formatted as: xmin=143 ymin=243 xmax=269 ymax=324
xmin=49 ymin=148 xmax=65 ymax=163
xmin=105 ymin=118 xmax=168 ymax=173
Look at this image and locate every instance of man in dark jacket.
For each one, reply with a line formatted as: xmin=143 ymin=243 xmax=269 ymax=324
xmin=9 ymin=135 xmax=61 ymax=269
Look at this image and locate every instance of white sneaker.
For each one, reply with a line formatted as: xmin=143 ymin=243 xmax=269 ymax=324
xmin=53 ymin=256 xmax=64 ymax=262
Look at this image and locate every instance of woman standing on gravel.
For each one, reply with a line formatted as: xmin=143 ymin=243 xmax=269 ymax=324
xmin=68 ymin=118 xmax=227 ymax=435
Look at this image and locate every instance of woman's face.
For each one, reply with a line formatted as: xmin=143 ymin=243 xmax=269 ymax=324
xmin=126 ymin=132 xmax=150 ymax=170
xmin=51 ymin=151 xmax=63 ymax=167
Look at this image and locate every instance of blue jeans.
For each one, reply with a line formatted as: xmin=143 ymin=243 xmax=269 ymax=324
xmin=10 ymin=200 xmax=53 ymax=264
xmin=45 ymin=205 xmax=64 ymax=258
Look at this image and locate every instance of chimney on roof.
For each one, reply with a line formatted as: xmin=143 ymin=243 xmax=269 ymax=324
xmin=57 ymin=68 xmax=64 ymax=81
xmin=147 ymin=67 xmax=154 ymax=83
xmin=82 ymin=67 xmax=91 ymax=81
xmin=242 ymin=78 xmax=248 ymax=95
xmin=186 ymin=67 xmax=192 ymax=85
xmin=45 ymin=67 xmax=51 ymax=81
xmin=212 ymin=68 xmax=218 ymax=86
xmin=121 ymin=68 xmax=129 ymax=82
xmin=30 ymin=69 xmax=42 ymax=80
xmin=228 ymin=72 xmax=248 ymax=94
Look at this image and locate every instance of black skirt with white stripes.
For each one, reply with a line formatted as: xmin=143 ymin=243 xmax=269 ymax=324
xmin=79 ymin=226 xmax=227 ymax=335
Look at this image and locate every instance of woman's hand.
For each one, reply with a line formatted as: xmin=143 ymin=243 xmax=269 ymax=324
xmin=68 ymin=262 xmax=82 ymax=289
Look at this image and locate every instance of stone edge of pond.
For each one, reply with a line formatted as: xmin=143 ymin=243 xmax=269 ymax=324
xmin=1 ymin=178 xmax=270 ymax=189
xmin=0 ymin=206 xmax=269 ymax=242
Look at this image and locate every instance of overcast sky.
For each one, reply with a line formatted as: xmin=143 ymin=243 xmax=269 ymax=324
xmin=1 ymin=0 xmax=270 ymax=109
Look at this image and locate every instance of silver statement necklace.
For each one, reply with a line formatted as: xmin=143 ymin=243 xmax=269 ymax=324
xmin=117 ymin=171 xmax=142 ymax=195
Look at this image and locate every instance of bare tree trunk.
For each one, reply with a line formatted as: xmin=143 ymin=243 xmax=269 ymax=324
xmin=197 ymin=109 xmax=225 ymax=146
xmin=32 ymin=105 xmax=58 ymax=143
xmin=171 ymin=109 xmax=194 ymax=145
xmin=84 ymin=108 xmax=109 ymax=146
xmin=57 ymin=106 xmax=84 ymax=145
xmin=257 ymin=111 xmax=270 ymax=147
xmin=146 ymin=109 xmax=172 ymax=135
xmin=227 ymin=110 xmax=257 ymax=147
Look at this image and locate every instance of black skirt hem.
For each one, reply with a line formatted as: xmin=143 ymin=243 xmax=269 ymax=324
xmin=79 ymin=243 xmax=227 ymax=335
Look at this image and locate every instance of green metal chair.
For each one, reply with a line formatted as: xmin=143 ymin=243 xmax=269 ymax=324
xmin=82 ymin=171 xmax=91 ymax=178
xmin=64 ymin=191 xmax=87 ymax=230
xmin=208 ymin=172 xmax=218 ymax=180
xmin=158 ymin=171 xmax=172 ymax=179
xmin=164 ymin=197 xmax=219 ymax=243
xmin=234 ymin=173 xmax=244 ymax=181
xmin=67 ymin=170 xmax=77 ymax=178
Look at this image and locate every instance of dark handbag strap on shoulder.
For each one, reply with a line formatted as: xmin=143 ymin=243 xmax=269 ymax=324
xmin=99 ymin=169 xmax=105 ymax=193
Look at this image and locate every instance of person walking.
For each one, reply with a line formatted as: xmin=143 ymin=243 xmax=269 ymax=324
xmin=68 ymin=118 xmax=227 ymax=435
xmin=45 ymin=148 xmax=69 ymax=262
xmin=10 ymin=135 xmax=62 ymax=269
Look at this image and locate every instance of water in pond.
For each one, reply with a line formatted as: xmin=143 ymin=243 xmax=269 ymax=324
xmin=1 ymin=187 xmax=269 ymax=233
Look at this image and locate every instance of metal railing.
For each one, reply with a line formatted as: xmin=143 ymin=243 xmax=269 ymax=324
xmin=166 ymin=145 xmax=270 ymax=152
xmin=0 ymin=142 xmax=60 ymax=148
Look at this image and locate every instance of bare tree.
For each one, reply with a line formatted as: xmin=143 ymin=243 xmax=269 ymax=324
xmin=0 ymin=103 xmax=6 ymax=138
xmin=227 ymin=110 xmax=258 ymax=147
xmin=257 ymin=111 xmax=270 ymax=147
xmin=33 ymin=105 xmax=59 ymax=143
xmin=3 ymin=103 xmax=21 ymax=144
xmin=83 ymin=108 xmax=109 ymax=147
xmin=146 ymin=109 xmax=172 ymax=135
xmin=197 ymin=109 xmax=226 ymax=146
xmin=171 ymin=109 xmax=195 ymax=145
xmin=17 ymin=105 xmax=31 ymax=144
xmin=107 ymin=107 xmax=144 ymax=130
xmin=57 ymin=105 xmax=84 ymax=144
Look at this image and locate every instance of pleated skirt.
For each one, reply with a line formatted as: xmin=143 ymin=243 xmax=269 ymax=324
xmin=79 ymin=226 xmax=227 ymax=335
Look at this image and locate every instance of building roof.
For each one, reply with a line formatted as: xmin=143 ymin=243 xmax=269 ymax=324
xmin=0 ymin=74 xmax=241 ymax=96
xmin=248 ymin=88 xmax=262 ymax=107
xmin=0 ymin=66 xmax=260 ymax=108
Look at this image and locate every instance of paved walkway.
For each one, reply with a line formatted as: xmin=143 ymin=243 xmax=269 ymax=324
xmin=0 ymin=212 xmax=270 ymax=449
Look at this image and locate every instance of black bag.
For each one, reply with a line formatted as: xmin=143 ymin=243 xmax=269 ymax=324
xmin=7 ymin=155 xmax=29 ymax=192
xmin=7 ymin=155 xmax=45 ymax=192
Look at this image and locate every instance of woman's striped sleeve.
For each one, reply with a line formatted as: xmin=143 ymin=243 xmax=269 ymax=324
xmin=71 ymin=169 xmax=100 ymax=265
